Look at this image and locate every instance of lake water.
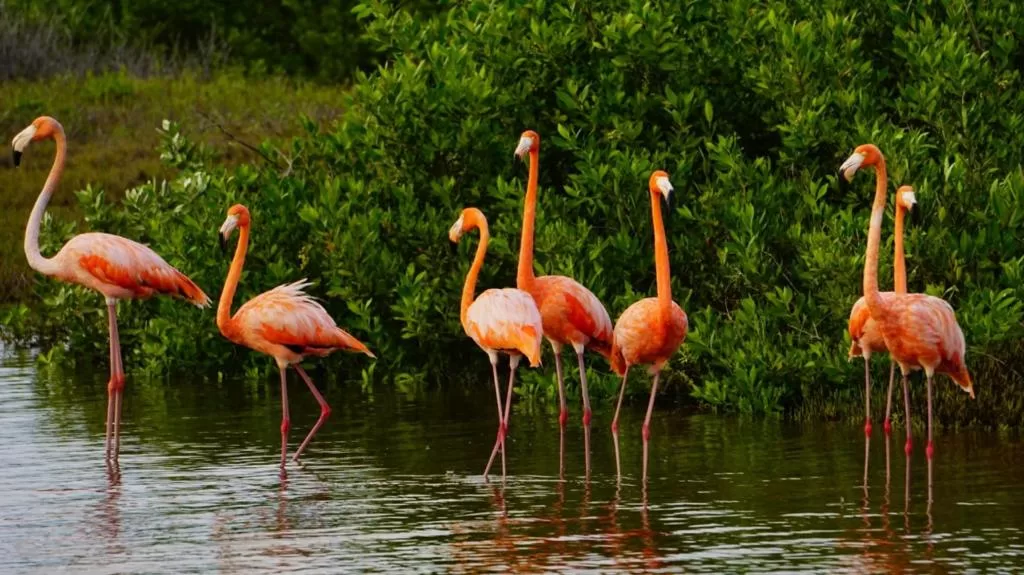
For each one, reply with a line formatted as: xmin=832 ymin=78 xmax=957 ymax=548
xmin=0 ymin=347 xmax=1021 ymax=573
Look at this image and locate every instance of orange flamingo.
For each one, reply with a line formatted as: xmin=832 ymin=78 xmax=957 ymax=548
xmin=849 ymin=185 xmax=917 ymax=437
xmin=12 ymin=116 xmax=210 ymax=460
xmin=609 ymin=171 xmax=688 ymax=481
xmin=841 ymin=145 xmax=974 ymax=459
xmin=514 ymin=131 xmax=614 ymax=468
xmin=449 ymin=208 xmax=542 ymax=479
xmin=216 ymin=204 xmax=374 ymax=468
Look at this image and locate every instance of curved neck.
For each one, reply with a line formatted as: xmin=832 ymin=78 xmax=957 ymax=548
xmin=24 ymin=129 xmax=66 ymax=276
xmin=863 ymin=157 xmax=888 ymax=313
xmin=217 ymin=225 xmax=250 ymax=332
xmin=894 ymin=203 xmax=906 ymax=294
xmin=461 ymin=223 xmax=489 ymax=326
xmin=516 ymin=148 xmax=539 ymax=289
xmin=651 ymin=191 xmax=672 ymax=323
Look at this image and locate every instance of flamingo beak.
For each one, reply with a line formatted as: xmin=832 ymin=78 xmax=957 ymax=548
xmin=11 ymin=124 xmax=36 ymax=166
xmin=514 ymin=136 xmax=533 ymax=160
xmin=840 ymin=152 xmax=864 ymax=182
xmin=448 ymin=216 xmax=464 ymax=243
xmin=903 ymin=191 xmax=917 ymax=209
xmin=219 ymin=215 xmax=239 ymax=254
xmin=655 ymin=176 xmax=674 ymax=203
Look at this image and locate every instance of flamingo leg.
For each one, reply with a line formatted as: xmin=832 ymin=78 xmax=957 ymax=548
xmin=278 ymin=366 xmax=291 ymax=468
xmin=863 ymin=359 xmax=872 ymax=436
xmin=642 ymin=372 xmax=660 ymax=483
xmin=611 ymin=366 xmax=630 ymax=435
xmin=902 ymin=371 xmax=913 ymax=455
xmin=925 ymin=373 xmax=935 ymax=459
xmin=884 ymin=362 xmax=896 ymax=435
xmin=575 ymin=348 xmax=592 ymax=478
xmin=483 ymin=358 xmax=505 ymax=479
xmin=106 ymin=300 xmax=125 ymax=460
xmin=292 ymin=365 xmax=332 ymax=463
xmin=490 ymin=355 xmax=521 ymax=480
xmin=552 ymin=344 xmax=567 ymax=428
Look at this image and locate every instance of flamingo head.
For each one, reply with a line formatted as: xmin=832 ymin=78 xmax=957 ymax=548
xmin=840 ymin=144 xmax=883 ymax=182
xmin=896 ymin=185 xmax=917 ymax=211
xmin=514 ymin=130 xmax=539 ymax=160
xmin=11 ymin=116 xmax=62 ymax=167
xmin=219 ymin=204 xmax=251 ymax=252
xmin=449 ymin=207 xmax=485 ymax=243
xmin=649 ymin=170 xmax=673 ymax=202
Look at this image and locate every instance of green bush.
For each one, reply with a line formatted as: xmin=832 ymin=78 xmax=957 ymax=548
xmin=5 ymin=0 xmax=1024 ymax=426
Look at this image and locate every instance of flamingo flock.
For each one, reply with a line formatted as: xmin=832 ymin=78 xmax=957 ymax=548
xmin=11 ymin=115 xmax=974 ymax=481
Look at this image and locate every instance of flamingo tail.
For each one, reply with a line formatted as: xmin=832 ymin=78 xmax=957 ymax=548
xmin=946 ymin=356 xmax=974 ymax=399
xmin=332 ymin=328 xmax=376 ymax=358
xmin=609 ymin=340 xmax=627 ymax=377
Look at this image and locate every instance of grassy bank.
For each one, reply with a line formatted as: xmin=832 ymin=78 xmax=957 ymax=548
xmin=0 ymin=70 xmax=344 ymax=301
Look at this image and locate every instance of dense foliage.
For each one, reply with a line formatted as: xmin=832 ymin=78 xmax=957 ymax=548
xmin=4 ymin=0 xmax=1024 ymax=425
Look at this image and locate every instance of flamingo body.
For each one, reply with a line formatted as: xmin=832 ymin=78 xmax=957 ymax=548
xmin=222 ymin=280 xmax=373 ymax=365
xmin=50 ymin=232 xmax=209 ymax=305
xmin=611 ymin=298 xmax=688 ymax=375
xmin=464 ymin=287 xmax=543 ymax=366
xmin=848 ymin=295 xmax=890 ymax=360
xmin=529 ymin=275 xmax=613 ymax=356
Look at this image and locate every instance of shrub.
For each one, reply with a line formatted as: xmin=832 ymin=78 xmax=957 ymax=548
xmin=5 ymin=0 xmax=1024 ymax=425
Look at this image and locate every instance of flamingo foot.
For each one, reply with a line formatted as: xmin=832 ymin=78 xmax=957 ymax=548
xmin=905 ymin=439 xmax=913 ymax=456
xmin=883 ymin=419 xmax=892 ymax=435
xmin=864 ymin=419 xmax=872 ymax=436
xmin=582 ymin=409 xmax=592 ymax=427
xmin=926 ymin=441 xmax=935 ymax=460
xmin=558 ymin=409 xmax=568 ymax=428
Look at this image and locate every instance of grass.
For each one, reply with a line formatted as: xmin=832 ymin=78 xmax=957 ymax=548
xmin=0 ymin=69 xmax=345 ymax=302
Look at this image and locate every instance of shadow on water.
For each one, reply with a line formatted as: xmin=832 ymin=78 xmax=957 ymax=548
xmin=1 ymin=346 xmax=1022 ymax=572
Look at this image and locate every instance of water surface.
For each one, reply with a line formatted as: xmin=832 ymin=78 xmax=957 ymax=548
xmin=0 ymin=347 xmax=1021 ymax=573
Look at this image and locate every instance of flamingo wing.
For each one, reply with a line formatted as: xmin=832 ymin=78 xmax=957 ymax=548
xmin=61 ymin=232 xmax=209 ymax=306
xmin=235 ymin=280 xmax=374 ymax=357
xmin=465 ymin=288 xmax=543 ymax=366
xmin=535 ymin=275 xmax=614 ymax=354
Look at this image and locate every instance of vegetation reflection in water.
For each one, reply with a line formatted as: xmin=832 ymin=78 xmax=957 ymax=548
xmin=1 ymin=348 xmax=1021 ymax=572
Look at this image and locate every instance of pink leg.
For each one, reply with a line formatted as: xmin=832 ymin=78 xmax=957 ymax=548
xmin=884 ymin=362 xmax=896 ymax=435
xmin=107 ymin=301 xmax=126 ymax=460
xmin=104 ymin=303 xmax=117 ymax=459
xmin=488 ymin=355 xmax=521 ymax=481
xmin=292 ymin=365 xmax=332 ymax=462
xmin=553 ymin=346 xmax=567 ymax=428
xmin=575 ymin=348 xmax=592 ymax=477
xmin=925 ymin=374 xmax=935 ymax=459
xmin=611 ymin=366 xmax=630 ymax=435
xmin=483 ymin=358 xmax=505 ymax=479
xmin=612 ymin=423 xmax=622 ymax=480
xmin=642 ymin=373 xmax=660 ymax=483
xmin=863 ymin=359 xmax=872 ymax=436
xmin=278 ymin=366 xmax=290 ymax=468
xmin=902 ymin=371 xmax=913 ymax=455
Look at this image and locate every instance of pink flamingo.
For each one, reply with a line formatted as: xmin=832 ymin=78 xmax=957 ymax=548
xmin=609 ymin=171 xmax=688 ymax=481
xmin=449 ymin=208 xmax=542 ymax=479
xmin=13 ymin=116 xmax=210 ymax=460
xmin=216 ymin=204 xmax=374 ymax=468
xmin=849 ymin=185 xmax=917 ymax=437
xmin=514 ymin=131 xmax=614 ymax=470
xmin=841 ymin=145 xmax=974 ymax=459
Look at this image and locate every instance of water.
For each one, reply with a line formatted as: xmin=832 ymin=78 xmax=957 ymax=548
xmin=1 ymin=348 xmax=1021 ymax=573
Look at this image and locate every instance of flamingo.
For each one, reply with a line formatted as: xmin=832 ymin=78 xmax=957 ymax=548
xmin=848 ymin=185 xmax=917 ymax=437
xmin=514 ymin=130 xmax=614 ymax=471
xmin=609 ymin=171 xmax=689 ymax=481
xmin=12 ymin=116 xmax=210 ymax=460
xmin=841 ymin=144 xmax=974 ymax=459
xmin=449 ymin=207 xmax=542 ymax=479
xmin=216 ymin=204 xmax=374 ymax=468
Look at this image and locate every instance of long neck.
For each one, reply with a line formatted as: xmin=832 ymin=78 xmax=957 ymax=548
xmin=893 ymin=202 xmax=906 ymax=294
xmin=516 ymin=149 xmax=539 ymax=289
xmin=461 ymin=225 xmax=489 ymax=326
xmin=217 ymin=225 xmax=249 ymax=332
xmin=651 ymin=191 xmax=672 ymax=324
xmin=24 ymin=130 xmax=66 ymax=276
xmin=864 ymin=158 xmax=888 ymax=313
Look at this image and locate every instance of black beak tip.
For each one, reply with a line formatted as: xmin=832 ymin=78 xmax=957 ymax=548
xmin=218 ymin=233 xmax=227 ymax=254
xmin=12 ymin=150 xmax=22 ymax=167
